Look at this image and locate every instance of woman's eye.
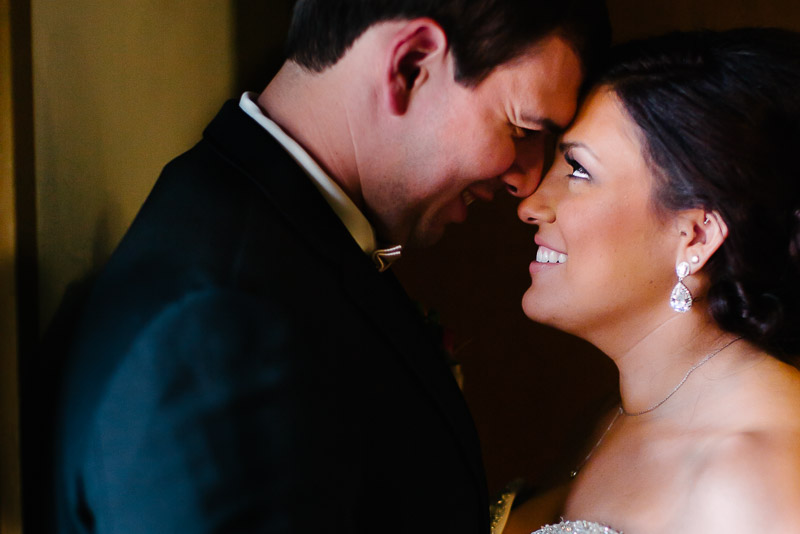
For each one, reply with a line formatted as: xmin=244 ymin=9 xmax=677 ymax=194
xmin=565 ymin=153 xmax=591 ymax=180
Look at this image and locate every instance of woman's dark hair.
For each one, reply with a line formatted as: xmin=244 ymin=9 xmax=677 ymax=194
xmin=599 ymin=28 xmax=800 ymax=358
xmin=285 ymin=0 xmax=611 ymax=86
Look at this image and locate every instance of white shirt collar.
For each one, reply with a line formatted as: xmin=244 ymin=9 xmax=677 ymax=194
xmin=238 ymin=92 xmax=378 ymax=255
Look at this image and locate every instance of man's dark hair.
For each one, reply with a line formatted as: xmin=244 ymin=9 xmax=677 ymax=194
xmin=285 ymin=0 xmax=611 ymax=86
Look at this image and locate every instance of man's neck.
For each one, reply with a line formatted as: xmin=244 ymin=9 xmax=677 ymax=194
xmin=258 ymin=61 xmax=363 ymax=207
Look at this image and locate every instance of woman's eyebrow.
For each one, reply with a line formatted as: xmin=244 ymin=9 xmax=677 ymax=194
xmin=559 ymin=141 xmax=599 ymax=160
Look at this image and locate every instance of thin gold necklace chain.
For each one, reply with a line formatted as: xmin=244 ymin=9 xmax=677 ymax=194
xmin=569 ymin=336 xmax=743 ymax=478
xmin=622 ymin=336 xmax=743 ymax=416
xmin=570 ymin=405 xmax=622 ymax=479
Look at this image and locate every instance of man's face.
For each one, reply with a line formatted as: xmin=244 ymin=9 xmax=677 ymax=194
xmin=362 ymin=34 xmax=583 ymax=247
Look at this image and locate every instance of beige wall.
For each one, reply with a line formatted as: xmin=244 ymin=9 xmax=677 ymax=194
xmin=1 ymin=0 xmax=23 ymax=531
xmin=32 ymin=0 xmax=237 ymax=327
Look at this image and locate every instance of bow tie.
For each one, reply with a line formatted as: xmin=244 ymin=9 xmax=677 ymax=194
xmin=371 ymin=245 xmax=403 ymax=272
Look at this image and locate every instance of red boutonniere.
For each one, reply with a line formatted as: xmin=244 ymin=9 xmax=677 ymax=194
xmin=417 ymin=305 xmax=469 ymax=391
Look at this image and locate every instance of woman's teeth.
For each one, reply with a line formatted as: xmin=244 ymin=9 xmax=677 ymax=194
xmin=536 ymin=246 xmax=567 ymax=264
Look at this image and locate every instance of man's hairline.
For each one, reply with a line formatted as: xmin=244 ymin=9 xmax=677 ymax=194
xmin=289 ymin=19 xmax=587 ymax=89
xmin=458 ymin=29 xmax=587 ymax=88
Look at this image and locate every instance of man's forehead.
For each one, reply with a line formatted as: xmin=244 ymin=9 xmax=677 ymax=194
xmin=457 ymin=35 xmax=581 ymax=131
xmin=522 ymin=47 xmax=582 ymax=126
xmin=500 ymin=34 xmax=582 ymax=74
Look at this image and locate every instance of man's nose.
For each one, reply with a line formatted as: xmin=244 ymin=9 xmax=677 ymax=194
xmin=517 ymin=164 xmax=558 ymax=225
xmin=517 ymin=187 xmax=555 ymax=225
xmin=502 ymin=135 xmax=547 ymax=197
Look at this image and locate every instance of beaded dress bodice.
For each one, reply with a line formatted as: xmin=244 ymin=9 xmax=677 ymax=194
xmin=532 ymin=519 xmax=622 ymax=534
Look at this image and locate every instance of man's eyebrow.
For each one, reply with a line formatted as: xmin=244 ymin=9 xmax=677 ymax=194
xmin=519 ymin=113 xmax=565 ymax=135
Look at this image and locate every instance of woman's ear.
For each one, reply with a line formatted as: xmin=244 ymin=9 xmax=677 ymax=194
xmin=384 ymin=19 xmax=448 ymax=115
xmin=675 ymin=209 xmax=729 ymax=272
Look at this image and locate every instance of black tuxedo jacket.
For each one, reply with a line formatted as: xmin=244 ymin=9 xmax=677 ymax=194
xmin=49 ymin=100 xmax=489 ymax=533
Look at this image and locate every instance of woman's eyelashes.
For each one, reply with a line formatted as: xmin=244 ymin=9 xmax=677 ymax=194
xmin=564 ymin=151 xmax=591 ymax=180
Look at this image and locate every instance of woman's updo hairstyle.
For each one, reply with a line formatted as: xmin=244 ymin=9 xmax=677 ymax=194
xmin=599 ymin=28 xmax=800 ymax=359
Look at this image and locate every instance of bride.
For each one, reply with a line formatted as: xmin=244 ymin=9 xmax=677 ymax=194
xmin=507 ymin=28 xmax=800 ymax=534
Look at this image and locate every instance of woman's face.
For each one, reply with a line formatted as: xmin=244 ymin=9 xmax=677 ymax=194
xmin=518 ymin=87 xmax=681 ymax=341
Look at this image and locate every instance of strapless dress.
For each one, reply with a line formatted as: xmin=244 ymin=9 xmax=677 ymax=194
xmin=532 ymin=519 xmax=622 ymax=533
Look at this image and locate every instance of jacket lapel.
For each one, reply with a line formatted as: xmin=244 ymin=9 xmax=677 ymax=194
xmin=340 ymin=258 xmax=487 ymax=490
xmin=203 ymin=100 xmax=487 ymax=491
xmin=203 ymin=100 xmax=360 ymax=269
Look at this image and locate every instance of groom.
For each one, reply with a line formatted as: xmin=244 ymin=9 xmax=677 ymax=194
xmin=47 ymin=1 xmax=609 ymax=532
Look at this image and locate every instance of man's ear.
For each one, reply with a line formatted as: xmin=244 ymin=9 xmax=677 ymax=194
xmin=674 ymin=208 xmax=729 ymax=272
xmin=385 ymin=19 xmax=449 ymax=115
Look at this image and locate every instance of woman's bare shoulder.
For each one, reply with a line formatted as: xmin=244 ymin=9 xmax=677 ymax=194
xmin=708 ymin=353 xmax=800 ymax=426
xmin=682 ymin=424 xmax=800 ymax=532
xmin=675 ymin=357 xmax=800 ymax=532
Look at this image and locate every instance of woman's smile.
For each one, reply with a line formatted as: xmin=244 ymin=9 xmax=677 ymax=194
xmin=535 ymin=245 xmax=568 ymax=264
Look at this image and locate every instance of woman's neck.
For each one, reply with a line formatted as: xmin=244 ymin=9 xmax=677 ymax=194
xmin=593 ymin=308 xmax=743 ymax=417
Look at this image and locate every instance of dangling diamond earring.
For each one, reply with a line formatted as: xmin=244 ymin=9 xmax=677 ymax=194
xmin=670 ymin=261 xmax=693 ymax=313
